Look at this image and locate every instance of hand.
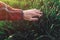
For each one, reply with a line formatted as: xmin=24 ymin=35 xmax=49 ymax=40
xmin=23 ymin=9 xmax=43 ymax=21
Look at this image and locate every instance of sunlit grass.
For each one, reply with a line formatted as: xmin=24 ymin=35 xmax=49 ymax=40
xmin=0 ymin=0 xmax=60 ymax=40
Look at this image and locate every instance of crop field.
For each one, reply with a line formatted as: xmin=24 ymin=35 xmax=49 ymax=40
xmin=0 ymin=0 xmax=60 ymax=40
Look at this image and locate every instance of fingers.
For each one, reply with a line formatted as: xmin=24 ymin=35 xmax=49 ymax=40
xmin=29 ymin=18 xmax=38 ymax=21
xmin=34 ymin=9 xmax=43 ymax=14
xmin=31 ymin=9 xmax=43 ymax=17
xmin=23 ymin=9 xmax=43 ymax=21
xmin=35 ymin=13 xmax=42 ymax=17
xmin=31 ymin=12 xmax=43 ymax=17
xmin=33 ymin=9 xmax=43 ymax=13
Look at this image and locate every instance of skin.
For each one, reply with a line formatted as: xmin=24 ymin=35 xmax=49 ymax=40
xmin=23 ymin=9 xmax=43 ymax=21
xmin=0 ymin=1 xmax=43 ymax=21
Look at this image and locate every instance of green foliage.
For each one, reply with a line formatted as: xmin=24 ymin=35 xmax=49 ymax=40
xmin=0 ymin=0 xmax=60 ymax=40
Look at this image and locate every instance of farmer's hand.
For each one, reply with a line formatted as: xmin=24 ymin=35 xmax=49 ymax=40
xmin=23 ymin=9 xmax=43 ymax=21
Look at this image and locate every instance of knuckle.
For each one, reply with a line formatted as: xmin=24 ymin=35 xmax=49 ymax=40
xmin=34 ymin=9 xmax=37 ymax=10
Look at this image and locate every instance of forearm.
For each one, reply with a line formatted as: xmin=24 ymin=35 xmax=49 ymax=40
xmin=0 ymin=1 xmax=23 ymax=21
xmin=7 ymin=9 xmax=23 ymax=21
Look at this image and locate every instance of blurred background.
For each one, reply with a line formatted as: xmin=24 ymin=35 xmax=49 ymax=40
xmin=0 ymin=0 xmax=60 ymax=40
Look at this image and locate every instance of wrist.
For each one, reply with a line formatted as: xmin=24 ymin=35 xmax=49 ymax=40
xmin=20 ymin=9 xmax=24 ymax=20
